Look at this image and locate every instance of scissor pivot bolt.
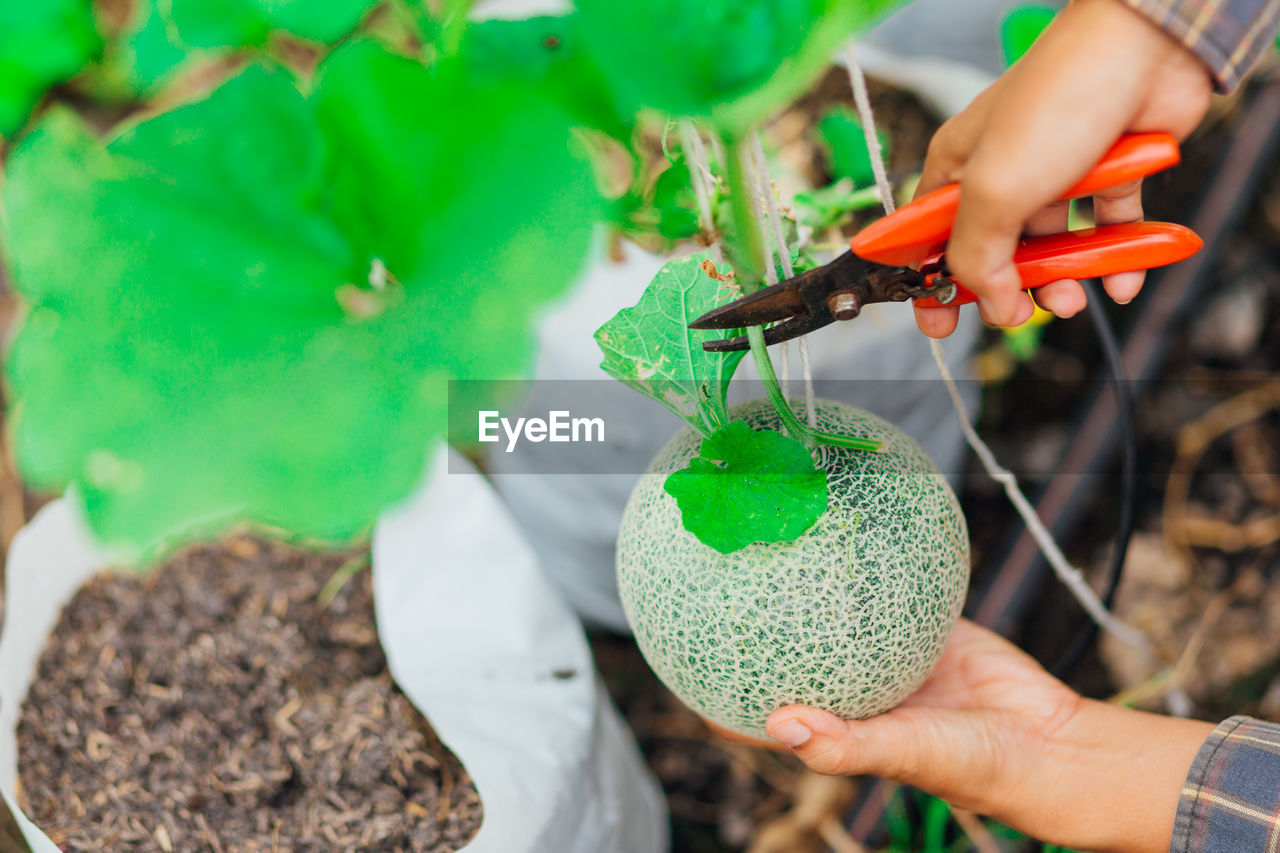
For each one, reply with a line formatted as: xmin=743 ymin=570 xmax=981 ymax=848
xmin=930 ymin=277 xmax=959 ymax=305
xmin=827 ymin=290 xmax=862 ymax=321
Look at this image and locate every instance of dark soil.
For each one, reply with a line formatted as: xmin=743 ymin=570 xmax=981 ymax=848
xmin=592 ymin=634 xmax=811 ymax=853
xmin=16 ymin=536 xmax=482 ymax=853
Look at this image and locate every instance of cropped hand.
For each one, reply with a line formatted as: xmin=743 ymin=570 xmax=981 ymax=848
xmin=713 ymin=620 xmax=1213 ymax=852
xmin=913 ymin=0 xmax=1214 ymax=337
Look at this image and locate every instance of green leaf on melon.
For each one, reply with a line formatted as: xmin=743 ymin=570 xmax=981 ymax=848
xmin=1 ymin=44 xmax=598 ymax=556
xmin=574 ymin=0 xmax=905 ymax=132
xmin=663 ymin=420 xmax=827 ymax=554
xmin=0 ymin=0 xmax=101 ymax=137
xmin=595 ymin=253 xmax=747 ymax=436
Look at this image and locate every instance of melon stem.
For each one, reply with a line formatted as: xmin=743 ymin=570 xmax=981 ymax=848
xmin=722 ymin=134 xmax=881 ymax=454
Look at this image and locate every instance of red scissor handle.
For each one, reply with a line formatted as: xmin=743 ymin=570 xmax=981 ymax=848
xmin=912 ymin=221 xmax=1203 ymax=309
xmin=850 ymin=132 xmax=1183 ymax=268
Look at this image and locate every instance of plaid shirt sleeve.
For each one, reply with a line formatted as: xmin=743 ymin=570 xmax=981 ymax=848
xmin=1117 ymin=0 xmax=1280 ymax=91
xmin=1171 ymin=716 xmax=1280 ymax=853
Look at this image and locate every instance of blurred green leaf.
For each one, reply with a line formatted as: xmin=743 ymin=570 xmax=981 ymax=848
xmin=922 ymin=792 xmax=950 ymax=852
xmin=460 ymin=14 xmax=632 ymax=137
xmin=95 ymin=0 xmax=383 ymax=100
xmin=1000 ymin=4 xmax=1057 ymax=67
xmin=117 ymin=1 xmax=195 ymax=92
xmin=650 ymin=158 xmax=702 ymax=239
xmin=0 ymin=0 xmax=101 ymax=137
xmin=610 ymin=156 xmax=702 ymax=243
xmin=1002 ymin=321 xmax=1047 ymax=361
xmin=2 ymin=44 xmax=598 ymax=556
xmin=169 ymin=0 xmax=381 ymax=49
xmin=794 ymin=178 xmax=881 ymax=229
xmin=816 ymin=105 xmax=887 ymax=186
xmin=89 ymin=0 xmax=199 ymax=99
xmin=575 ymin=0 xmax=904 ymax=133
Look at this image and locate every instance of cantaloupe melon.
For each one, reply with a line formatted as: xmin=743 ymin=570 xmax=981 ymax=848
xmin=616 ymin=397 xmax=969 ymax=738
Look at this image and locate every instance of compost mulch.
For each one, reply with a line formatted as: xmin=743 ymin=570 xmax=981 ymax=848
xmin=15 ymin=536 xmax=481 ymax=853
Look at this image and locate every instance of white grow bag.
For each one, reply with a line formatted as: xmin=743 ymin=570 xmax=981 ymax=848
xmin=0 ymin=447 xmax=667 ymax=852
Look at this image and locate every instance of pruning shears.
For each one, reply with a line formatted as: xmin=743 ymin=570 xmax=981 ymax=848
xmin=689 ymin=132 xmax=1202 ymax=351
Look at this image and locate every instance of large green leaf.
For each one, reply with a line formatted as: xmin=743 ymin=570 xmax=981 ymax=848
xmin=595 ymin=253 xmax=747 ymax=436
xmin=0 ymin=0 xmax=101 ymax=137
xmin=2 ymin=46 xmax=598 ymax=556
xmin=573 ymin=0 xmax=904 ymax=132
xmin=663 ymin=420 xmax=827 ymax=553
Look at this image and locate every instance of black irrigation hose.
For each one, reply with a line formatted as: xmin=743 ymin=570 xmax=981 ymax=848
xmin=1050 ymin=280 xmax=1139 ymax=678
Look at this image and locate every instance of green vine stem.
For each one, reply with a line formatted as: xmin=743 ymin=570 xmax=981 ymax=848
xmin=439 ymin=0 xmax=474 ymax=57
xmin=720 ymin=133 xmax=881 ymax=454
xmin=722 ymin=132 xmax=767 ymax=290
xmin=747 ymin=326 xmax=880 ymax=452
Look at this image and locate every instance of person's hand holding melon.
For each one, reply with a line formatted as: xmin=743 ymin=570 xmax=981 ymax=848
xmin=755 ymin=620 xmax=1213 ymax=853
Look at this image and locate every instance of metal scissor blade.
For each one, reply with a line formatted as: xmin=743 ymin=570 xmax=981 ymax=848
xmin=688 ymin=279 xmax=809 ymax=330
xmin=699 ymin=312 xmax=830 ymax=352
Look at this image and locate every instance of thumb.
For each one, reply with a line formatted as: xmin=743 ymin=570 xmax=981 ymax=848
xmin=765 ymin=705 xmax=924 ymax=780
xmin=944 ymin=185 xmax=1037 ymax=328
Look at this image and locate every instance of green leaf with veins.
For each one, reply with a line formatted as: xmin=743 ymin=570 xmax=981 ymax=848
xmin=2 ymin=45 xmax=598 ymax=557
xmin=574 ymin=0 xmax=904 ymax=133
xmin=595 ymin=253 xmax=747 ymax=436
xmin=0 ymin=0 xmax=101 ymax=137
xmin=663 ymin=421 xmax=828 ymax=554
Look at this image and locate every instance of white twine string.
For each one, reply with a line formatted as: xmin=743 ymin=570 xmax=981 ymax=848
xmin=750 ymin=133 xmax=818 ymax=426
xmin=680 ymin=121 xmax=723 ymax=265
xmin=843 ymin=44 xmax=896 ymax=215
xmin=745 ymin=136 xmax=791 ymax=401
xmin=927 ymin=346 xmax=1148 ymax=648
xmin=843 ymin=42 xmax=1148 ymax=651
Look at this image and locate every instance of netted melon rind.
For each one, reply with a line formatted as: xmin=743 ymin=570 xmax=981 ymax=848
xmin=617 ymin=398 xmax=970 ymax=739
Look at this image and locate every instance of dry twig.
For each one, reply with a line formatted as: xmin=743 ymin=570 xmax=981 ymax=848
xmin=747 ymin=772 xmax=858 ymax=853
xmin=1109 ymin=568 xmax=1257 ymax=707
xmin=1164 ymin=381 xmax=1280 ymax=559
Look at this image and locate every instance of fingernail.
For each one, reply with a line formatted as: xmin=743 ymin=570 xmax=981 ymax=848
xmin=1116 ymin=297 xmax=1133 ymax=305
xmin=771 ymin=719 xmax=812 ymax=748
